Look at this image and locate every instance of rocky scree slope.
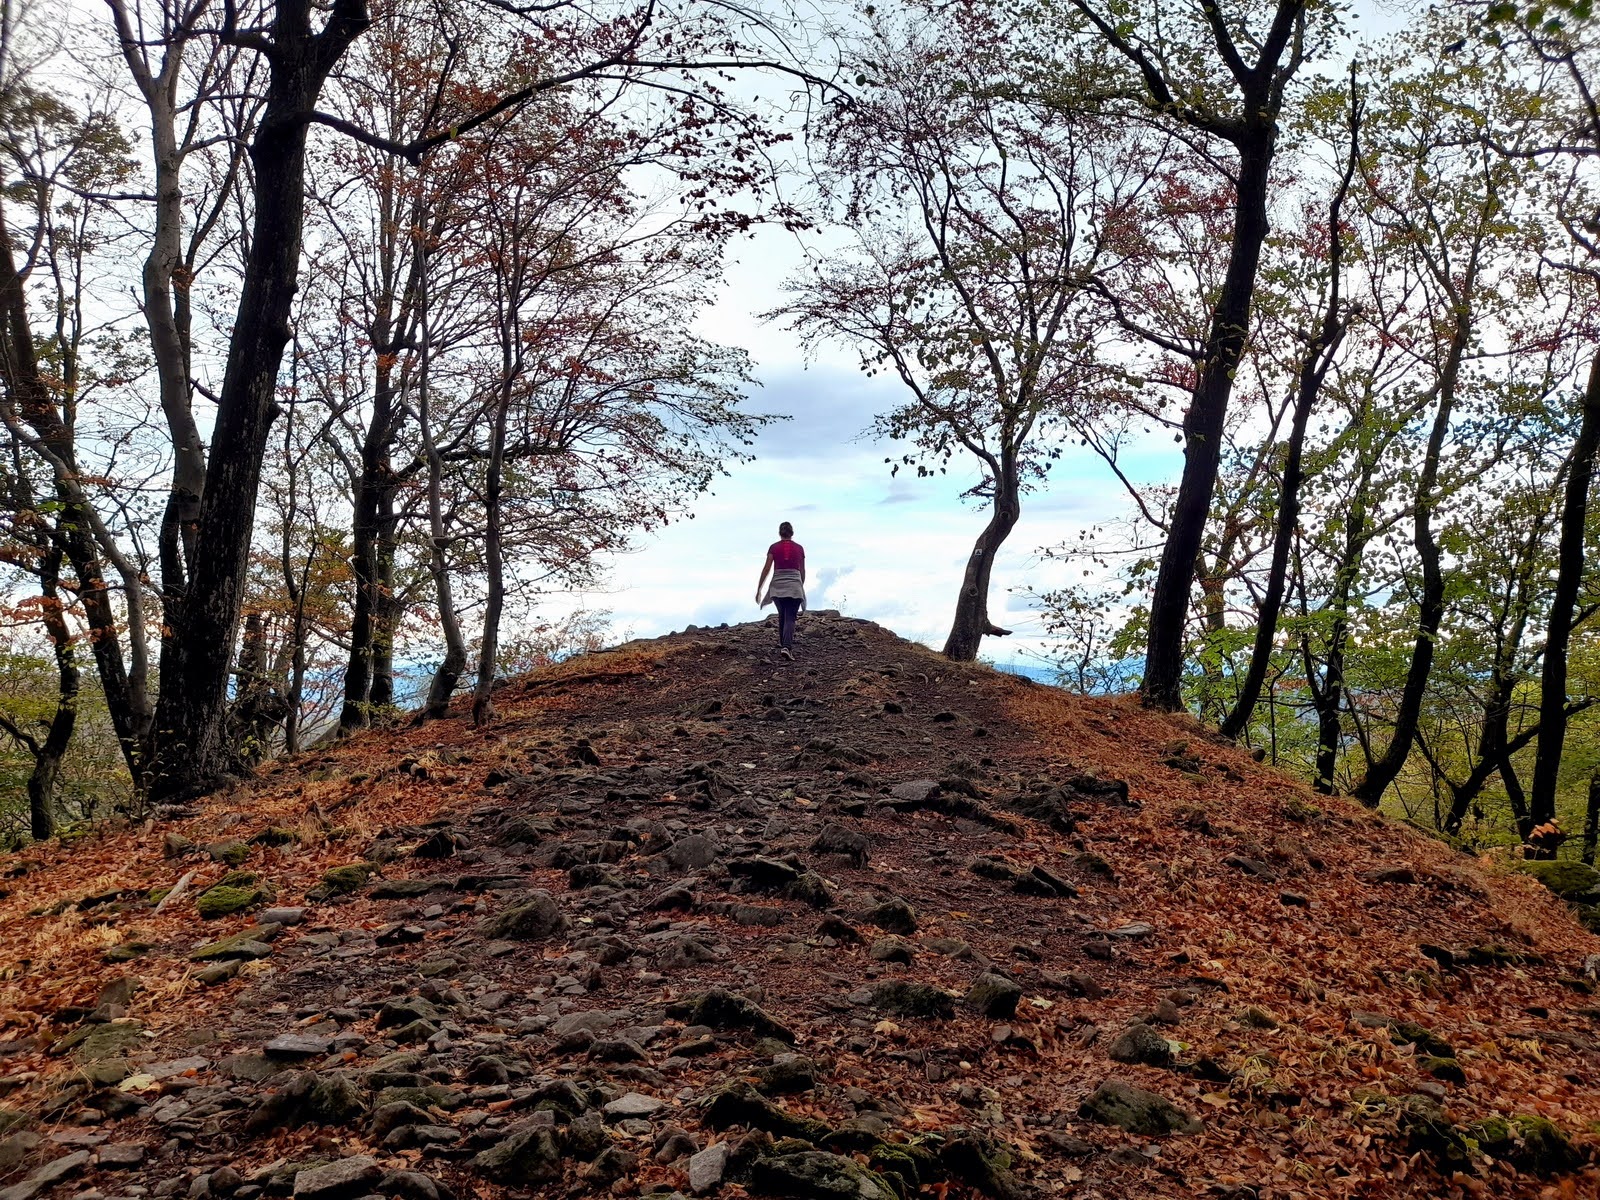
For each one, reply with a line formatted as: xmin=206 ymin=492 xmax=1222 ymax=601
xmin=1 ymin=613 xmax=1598 ymax=1200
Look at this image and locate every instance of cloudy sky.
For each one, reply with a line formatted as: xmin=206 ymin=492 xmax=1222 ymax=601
xmin=552 ymin=224 xmax=1162 ymax=668
xmin=544 ymin=0 xmax=1417 ymax=667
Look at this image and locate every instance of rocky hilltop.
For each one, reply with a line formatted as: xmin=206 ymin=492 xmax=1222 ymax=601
xmin=1 ymin=613 xmax=1598 ymax=1200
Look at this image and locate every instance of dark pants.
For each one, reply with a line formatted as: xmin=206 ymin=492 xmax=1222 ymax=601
xmin=775 ymin=598 xmax=801 ymax=648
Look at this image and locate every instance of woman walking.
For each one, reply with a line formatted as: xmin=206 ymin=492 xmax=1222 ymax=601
xmin=756 ymin=521 xmax=806 ymax=659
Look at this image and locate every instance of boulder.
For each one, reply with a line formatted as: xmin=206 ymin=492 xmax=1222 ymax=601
xmin=870 ymin=981 xmax=955 ymax=1019
xmin=686 ymin=989 xmax=795 ymax=1042
xmin=477 ymin=891 xmax=568 ymax=941
xmin=1079 ymin=1079 xmax=1201 ymax=1136
xmin=748 ymin=1149 xmax=896 ymax=1200
xmin=291 ymin=1156 xmax=382 ymax=1200
xmin=474 ymin=1126 xmax=565 ymax=1184
xmin=864 ymin=898 xmax=917 ymax=935
xmin=965 ymin=973 xmax=1023 ymax=1019
xmin=1106 ymin=1023 xmax=1172 ymax=1068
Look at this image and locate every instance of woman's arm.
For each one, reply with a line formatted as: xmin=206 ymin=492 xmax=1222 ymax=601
xmin=755 ymin=550 xmax=774 ymax=602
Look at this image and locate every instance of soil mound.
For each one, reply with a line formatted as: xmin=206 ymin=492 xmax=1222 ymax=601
xmin=1 ymin=612 xmax=1597 ymax=1199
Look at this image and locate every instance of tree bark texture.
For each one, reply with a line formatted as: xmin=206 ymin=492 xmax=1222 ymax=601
xmin=1142 ymin=132 xmax=1276 ymax=710
xmin=1528 ymin=348 xmax=1600 ymax=842
xmin=151 ymin=0 xmax=372 ymax=798
xmin=1349 ymin=319 xmax=1466 ymax=807
xmin=943 ymin=459 xmax=1020 ymax=662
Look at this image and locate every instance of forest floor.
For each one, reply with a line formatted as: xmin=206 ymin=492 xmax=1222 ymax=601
xmin=1 ymin=612 xmax=1599 ymax=1200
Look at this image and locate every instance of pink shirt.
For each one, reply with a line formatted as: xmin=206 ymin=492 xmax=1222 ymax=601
xmin=770 ymin=540 xmax=804 ymax=571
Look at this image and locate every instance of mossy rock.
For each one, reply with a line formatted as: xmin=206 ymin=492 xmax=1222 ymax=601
xmin=52 ymin=1021 xmax=145 ymax=1062
xmin=0 ymin=1107 xmax=30 ymax=1135
xmin=147 ymin=887 xmax=171 ymax=905
xmin=191 ymin=930 xmax=274 ymax=961
xmin=1079 ymin=1079 xmax=1202 ymax=1136
xmin=1573 ymin=903 xmax=1600 ymax=934
xmin=1514 ymin=859 xmax=1600 ymax=900
xmin=1280 ymin=797 xmax=1323 ymax=823
xmin=197 ymin=884 xmax=267 ymax=919
xmin=105 ymin=940 xmax=152 ymax=963
xmin=252 ymin=826 xmax=297 ymax=846
xmin=865 ymin=1142 xmax=938 ymax=1194
xmin=307 ymin=863 xmax=376 ymax=901
xmin=749 ymin=1148 xmax=898 ymax=1200
xmin=374 ymin=1084 xmax=461 ymax=1112
xmin=1470 ymin=1114 xmax=1582 ymax=1175
xmin=1388 ymin=1021 xmax=1454 ymax=1059
xmin=1398 ymin=1094 xmax=1470 ymax=1171
xmin=940 ymin=1133 xmax=1029 ymax=1200
xmin=870 ymin=981 xmax=956 ymax=1020
xmin=703 ymin=1081 xmax=831 ymax=1143
xmin=474 ymin=1125 xmax=565 ymax=1184
xmin=478 ymin=891 xmax=569 ymax=941
xmin=208 ymin=839 xmax=251 ymax=866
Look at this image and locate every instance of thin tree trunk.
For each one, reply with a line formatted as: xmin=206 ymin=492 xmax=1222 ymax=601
xmin=28 ymin=542 xmax=77 ymax=840
xmin=1503 ymin=753 xmax=1532 ymax=836
xmin=414 ymin=244 xmax=467 ymax=722
xmin=1143 ymin=132 xmax=1276 ymax=710
xmin=1222 ymin=96 xmax=1357 ymax=738
xmin=943 ymin=462 xmax=1020 ymax=662
xmin=473 ymin=390 xmax=512 ymax=725
xmin=1583 ymin=767 xmax=1600 ymax=866
xmin=370 ymin=491 xmax=400 ymax=710
xmin=1350 ymin=318 xmax=1466 ymax=806
xmin=151 ymin=0 xmax=372 ymax=800
xmin=1528 ymin=349 xmax=1600 ymax=846
xmin=0 ymin=195 xmax=150 ymax=786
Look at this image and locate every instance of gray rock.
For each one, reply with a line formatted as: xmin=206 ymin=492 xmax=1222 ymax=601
xmin=292 ymin=1156 xmax=382 ymax=1200
xmin=34 ymin=1151 xmax=92 ymax=1186
xmin=604 ymin=1093 xmax=664 ymax=1119
xmin=868 ymin=937 xmax=913 ymax=965
xmin=96 ymin=1144 xmax=147 ymax=1169
xmin=665 ymin=834 xmax=720 ymax=870
xmin=260 ymin=908 xmax=307 ymax=926
xmin=864 ymin=897 xmax=917 ymax=935
xmin=1079 ymin=1079 xmax=1201 ymax=1136
xmin=264 ymin=1035 xmax=331 ymax=1060
xmin=473 ymin=1125 xmax=564 ymax=1183
xmin=748 ymin=1149 xmax=896 ymax=1200
xmin=378 ymin=1171 xmax=446 ymax=1200
xmin=965 ymin=974 xmax=1023 ymax=1019
xmin=688 ymin=1142 xmax=729 ymax=1195
xmin=889 ymin=780 xmax=940 ymax=804
xmin=870 ymin=981 xmax=955 ymax=1019
xmin=1106 ymin=1024 xmax=1172 ymax=1067
xmin=477 ymin=892 xmax=568 ymax=941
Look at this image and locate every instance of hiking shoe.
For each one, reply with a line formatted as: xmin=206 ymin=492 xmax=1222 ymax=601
xmin=779 ymin=647 xmax=793 ymax=660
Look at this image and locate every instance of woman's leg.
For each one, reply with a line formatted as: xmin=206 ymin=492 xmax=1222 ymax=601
xmin=778 ymin=599 xmax=798 ymax=648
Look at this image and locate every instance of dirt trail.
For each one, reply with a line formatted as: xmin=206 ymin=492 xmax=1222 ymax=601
xmin=1 ymin=613 xmax=1598 ymax=1200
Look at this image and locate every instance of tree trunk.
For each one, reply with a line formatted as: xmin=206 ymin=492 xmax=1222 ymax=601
xmin=1221 ymin=107 xmax=1356 ymax=739
xmin=0 ymin=196 xmax=149 ymax=786
xmin=151 ymin=2 xmax=372 ymax=798
xmin=1529 ymin=351 xmax=1600 ymax=844
xmin=28 ymin=544 xmax=78 ymax=841
xmin=370 ymin=492 xmax=400 ymax=710
xmin=1143 ymin=132 xmax=1276 ymax=710
xmin=1583 ymin=766 xmax=1600 ymax=866
xmin=472 ymin=390 xmax=512 ymax=726
xmin=338 ymin=374 xmax=395 ymax=731
xmin=1349 ymin=320 xmax=1466 ymax=806
xmin=942 ymin=462 xmax=1020 ymax=662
